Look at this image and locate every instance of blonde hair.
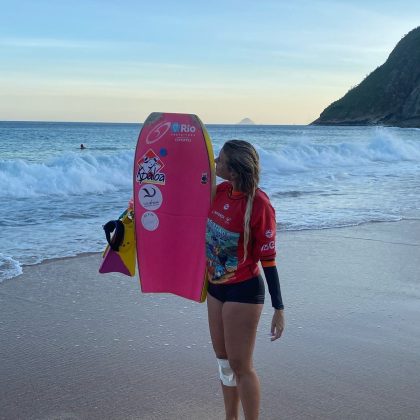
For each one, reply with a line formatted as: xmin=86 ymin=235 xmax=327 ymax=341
xmin=222 ymin=140 xmax=260 ymax=261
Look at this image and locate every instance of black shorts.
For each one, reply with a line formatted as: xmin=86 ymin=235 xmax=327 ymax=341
xmin=207 ymin=275 xmax=265 ymax=305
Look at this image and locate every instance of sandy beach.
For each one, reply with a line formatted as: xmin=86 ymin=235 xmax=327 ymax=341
xmin=1 ymin=220 xmax=420 ymax=420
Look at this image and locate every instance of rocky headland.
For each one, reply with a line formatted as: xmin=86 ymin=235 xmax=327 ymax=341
xmin=312 ymin=26 xmax=420 ymax=128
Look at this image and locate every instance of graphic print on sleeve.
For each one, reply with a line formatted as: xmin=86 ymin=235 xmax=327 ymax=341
xmin=206 ymin=219 xmax=240 ymax=281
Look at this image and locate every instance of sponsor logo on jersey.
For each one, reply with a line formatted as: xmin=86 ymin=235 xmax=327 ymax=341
xmin=265 ymin=229 xmax=273 ymax=238
xmin=213 ymin=211 xmax=225 ymax=220
xmin=261 ymin=241 xmax=275 ymax=252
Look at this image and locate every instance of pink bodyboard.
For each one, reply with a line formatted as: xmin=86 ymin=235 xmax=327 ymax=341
xmin=133 ymin=112 xmax=215 ymax=302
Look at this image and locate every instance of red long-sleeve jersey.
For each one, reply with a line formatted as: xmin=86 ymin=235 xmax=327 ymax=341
xmin=206 ymin=181 xmax=277 ymax=284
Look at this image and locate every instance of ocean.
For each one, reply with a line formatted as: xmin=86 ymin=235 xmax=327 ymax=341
xmin=1 ymin=121 xmax=419 ymax=282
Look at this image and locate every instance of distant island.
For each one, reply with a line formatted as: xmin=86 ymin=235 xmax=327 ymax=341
xmin=312 ymin=26 xmax=420 ymax=128
xmin=238 ymin=118 xmax=255 ymax=125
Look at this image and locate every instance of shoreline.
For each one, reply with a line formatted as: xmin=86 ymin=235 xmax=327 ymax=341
xmin=1 ymin=219 xmax=420 ymax=419
xmin=23 ymin=251 xmax=102 ymax=268
xmin=6 ymin=217 xmax=418 ymax=277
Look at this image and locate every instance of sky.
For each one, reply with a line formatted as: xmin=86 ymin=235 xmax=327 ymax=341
xmin=0 ymin=0 xmax=419 ymax=124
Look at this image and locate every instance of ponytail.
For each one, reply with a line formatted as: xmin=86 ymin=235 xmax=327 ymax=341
xmin=222 ymin=140 xmax=260 ymax=262
xmin=242 ymin=188 xmax=256 ymax=261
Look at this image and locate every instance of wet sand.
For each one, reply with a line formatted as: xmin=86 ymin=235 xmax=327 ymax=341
xmin=1 ymin=220 xmax=420 ymax=419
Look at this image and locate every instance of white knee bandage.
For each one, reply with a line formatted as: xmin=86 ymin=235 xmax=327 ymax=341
xmin=217 ymin=358 xmax=237 ymax=387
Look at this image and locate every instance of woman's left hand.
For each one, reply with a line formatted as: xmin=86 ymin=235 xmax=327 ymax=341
xmin=270 ymin=309 xmax=285 ymax=341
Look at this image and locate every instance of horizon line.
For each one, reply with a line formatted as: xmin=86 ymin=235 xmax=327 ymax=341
xmin=0 ymin=119 xmax=311 ymax=126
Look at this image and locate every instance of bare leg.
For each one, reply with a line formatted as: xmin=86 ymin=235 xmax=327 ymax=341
xmin=223 ymin=302 xmax=263 ymax=420
xmin=207 ymin=294 xmax=240 ymax=420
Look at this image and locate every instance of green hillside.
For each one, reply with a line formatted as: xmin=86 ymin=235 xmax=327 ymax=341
xmin=312 ymin=26 xmax=420 ymax=127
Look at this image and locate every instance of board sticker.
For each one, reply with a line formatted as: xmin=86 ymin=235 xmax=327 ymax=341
xmin=135 ymin=149 xmax=166 ymax=185
xmin=146 ymin=121 xmax=171 ymax=145
xmin=141 ymin=211 xmax=159 ymax=231
xmin=139 ymin=185 xmax=163 ymax=211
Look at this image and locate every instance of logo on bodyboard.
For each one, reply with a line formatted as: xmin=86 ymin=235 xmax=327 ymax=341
xmin=171 ymin=122 xmax=196 ymax=134
xmin=136 ymin=149 xmax=166 ymax=185
xmin=141 ymin=211 xmax=159 ymax=231
xmin=146 ymin=121 xmax=171 ymax=145
xmin=139 ymin=185 xmax=163 ymax=210
xmin=201 ymin=172 xmax=208 ymax=184
xmin=171 ymin=122 xmax=197 ymax=143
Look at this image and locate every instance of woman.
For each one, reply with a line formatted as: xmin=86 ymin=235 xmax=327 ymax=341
xmin=206 ymin=140 xmax=284 ymax=420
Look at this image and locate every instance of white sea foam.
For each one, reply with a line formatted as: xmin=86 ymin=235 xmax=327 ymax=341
xmin=0 ymin=151 xmax=132 ymax=198
xmin=0 ymin=254 xmax=23 ymax=282
xmin=257 ymin=128 xmax=420 ymax=175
